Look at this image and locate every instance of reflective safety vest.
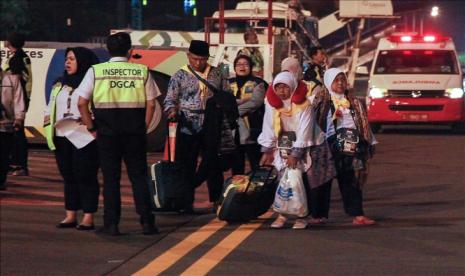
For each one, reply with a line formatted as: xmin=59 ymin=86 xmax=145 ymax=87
xmin=43 ymin=82 xmax=64 ymax=150
xmin=92 ymin=62 xmax=148 ymax=109
xmin=3 ymin=51 xmax=33 ymax=99
xmin=230 ymin=79 xmax=257 ymax=101
xmin=229 ymin=77 xmax=266 ymax=143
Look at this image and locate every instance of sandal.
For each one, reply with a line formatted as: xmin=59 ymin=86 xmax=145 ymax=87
xmin=292 ymin=219 xmax=308 ymax=230
xmin=271 ymin=215 xmax=287 ymax=229
xmin=308 ymin=217 xmax=324 ymax=225
xmin=10 ymin=168 xmax=28 ymax=176
xmin=352 ymin=216 xmax=376 ymax=226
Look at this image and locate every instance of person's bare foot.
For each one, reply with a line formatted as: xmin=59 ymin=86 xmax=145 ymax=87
xmin=79 ymin=213 xmax=94 ymax=226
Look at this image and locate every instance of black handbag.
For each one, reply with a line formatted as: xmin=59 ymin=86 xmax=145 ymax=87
xmin=186 ymin=65 xmax=239 ymax=130
xmin=331 ymin=104 xmax=361 ymax=157
xmin=335 ymin=128 xmax=360 ymax=156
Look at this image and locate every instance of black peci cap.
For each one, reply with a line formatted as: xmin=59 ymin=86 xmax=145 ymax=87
xmin=188 ymin=40 xmax=210 ymax=57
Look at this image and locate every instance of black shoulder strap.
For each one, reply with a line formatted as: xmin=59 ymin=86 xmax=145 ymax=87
xmin=187 ymin=65 xmax=220 ymax=94
xmin=330 ymin=101 xmax=337 ymax=129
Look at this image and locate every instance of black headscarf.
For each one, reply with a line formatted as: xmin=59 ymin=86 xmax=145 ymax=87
xmin=60 ymin=47 xmax=99 ymax=88
xmin=233 ymin=55 xmax=254 ymax=92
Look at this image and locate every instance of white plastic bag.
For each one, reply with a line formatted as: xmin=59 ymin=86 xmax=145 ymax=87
xmin=272 ymin=168 xmax=308 ymax=217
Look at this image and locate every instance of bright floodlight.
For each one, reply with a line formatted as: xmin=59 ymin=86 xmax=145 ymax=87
xmin=431 ymin=6 xmax=439 ymax=17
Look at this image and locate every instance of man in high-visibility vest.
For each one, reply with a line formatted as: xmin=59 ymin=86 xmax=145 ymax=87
xmin=1 ymin=56 xmax=26 ymax=191
xmin=77 ymin=32 xmax=161 ymax=236
xmin=303 ymin=46 xmax=327 ymax=86
xmin=3 ymin=33 xmax=32 ymax=177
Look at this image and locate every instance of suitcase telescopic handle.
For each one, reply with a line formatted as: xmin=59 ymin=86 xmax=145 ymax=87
xmin=244 ymin=165 xmax=275 ymax=193
xmin=166 ymin=120 xmax=177 ymax=163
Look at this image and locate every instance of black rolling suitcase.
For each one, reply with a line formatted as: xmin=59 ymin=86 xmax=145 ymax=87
xmin=148 ymin=162 xmax=186 ymax=211
xmin=147 ymin=122 xmax=186 ymax=211
xmin=216 ymin=166 xmax=278 ymax=223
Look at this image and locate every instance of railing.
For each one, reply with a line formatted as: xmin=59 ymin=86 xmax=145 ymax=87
xmin=327 ymin=19 xmax=397 ymax=56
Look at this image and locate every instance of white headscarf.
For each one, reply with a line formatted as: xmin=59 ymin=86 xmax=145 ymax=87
xmin=272 ymin=71 xmax=298 ymax=109
xmin=324 ymin=68 xmax=347 ymax=99
xmin=273 ymin=71 xmax=297 ymax=92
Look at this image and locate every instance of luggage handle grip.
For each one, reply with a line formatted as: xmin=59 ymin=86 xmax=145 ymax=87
xmin=165 ymin=120 xmax=177 ymax=163
xmin=244 ymin=165 xmax=275 ymax=193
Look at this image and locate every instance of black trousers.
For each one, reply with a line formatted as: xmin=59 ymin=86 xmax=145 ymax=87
xmin=10 ymin=126 xmax=28 ymax=170
xmin=231 ymin=144 xmax=261 ymax=175
xmin=0 ymin=132 xmax=14 ymax=186
xmin=308 ymin=180 xmax=332 ymax=219
xmin=177 ymin=131 xmax=224 ymax=206
xmin=97 ymin=134 xmax=154 ymax=226
xmin=54 ymin=137 xmax=99 ymax=213
xmin=309 ymin=154 xmax=364 ymax=218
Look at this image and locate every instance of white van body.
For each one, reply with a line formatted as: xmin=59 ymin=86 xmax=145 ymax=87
xmin=366 ymin=34 xmax=465 ymax=131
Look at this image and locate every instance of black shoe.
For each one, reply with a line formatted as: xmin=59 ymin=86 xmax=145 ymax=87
xmin=56 ymin=221 xmax=77 ymax=228
xmin=142 ymin=223 xmax=159 ymax=235
xmin=95 ymin=224 xmax=121 ymax=236
xmin=76 ymin=224 xmax=95 ymax=231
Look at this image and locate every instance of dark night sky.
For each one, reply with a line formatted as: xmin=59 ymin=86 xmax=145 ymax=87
xmin=9 ymin=0 xmax=465 ymax=52
xmin=424 ymin=1 xmax=465 ymax=51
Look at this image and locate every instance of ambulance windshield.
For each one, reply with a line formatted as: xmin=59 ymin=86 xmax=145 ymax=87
xmin=374 ymin=50 xmax=459 ymax=74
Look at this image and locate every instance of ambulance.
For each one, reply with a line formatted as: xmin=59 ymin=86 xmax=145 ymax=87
xmin=366 ymin=33 xmax=465 ymax=132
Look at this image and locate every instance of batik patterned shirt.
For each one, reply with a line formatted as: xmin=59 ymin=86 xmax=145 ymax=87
xmin=164 ymin=65 xmax=229 ymax=135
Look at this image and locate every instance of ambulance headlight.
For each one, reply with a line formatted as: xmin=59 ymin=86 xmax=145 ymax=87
xmin=445 ymin=88 xmax=464 ymax=99
xmin=369 ymin=87 xmax=387 ymax=99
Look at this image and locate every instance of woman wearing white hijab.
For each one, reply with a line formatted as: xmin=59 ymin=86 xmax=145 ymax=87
xmin=258 ymin=71 xmax=312 ymax=229
xmin=311 ymin=68 xmax=377 ymax=226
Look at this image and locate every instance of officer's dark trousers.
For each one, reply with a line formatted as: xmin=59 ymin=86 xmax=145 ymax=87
xmin=0 ymin=132 xmax=14 ymax=187
xmin=176 ymin=131 xmax=224 ymax=207
xmin=54 ymin=137 xmax=99 ymax=213
xmin=310 ymin=154 xmax=364 ymax=218
xmin=98 ymin=134 xmax=154 ymax=226
xmin=231 ymin=143 xmax=261 ymax=175
xmin=10 ymin=125 xmax=29 ymax=171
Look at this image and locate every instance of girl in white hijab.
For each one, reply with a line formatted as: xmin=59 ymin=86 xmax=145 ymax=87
xmin=258 ymin=71 xmax=312 ymax=229
xmin=310 ymin=68 xmax=376 ymax=226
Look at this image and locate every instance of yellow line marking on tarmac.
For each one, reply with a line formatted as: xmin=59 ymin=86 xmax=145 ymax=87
xmin=133 ymin=218 xmax=228 ymax=276
xmin=35 ymin=127 xmax=45 ymax=136
xmin=25 ymin=128 xmax=34 ymax=138
xmin=180 ymin=212 xmax=273 ymax=276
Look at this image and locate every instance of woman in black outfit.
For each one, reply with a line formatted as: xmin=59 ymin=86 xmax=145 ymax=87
xmin=44 ymin=47 xmax=100 ymax=230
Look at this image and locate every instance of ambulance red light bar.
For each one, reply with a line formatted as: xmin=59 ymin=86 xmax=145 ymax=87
xmin=388 ymin=34 xmax=448 ymax=43
xmin=423 ymin=35 xmax=436 ymax=42
xmin=400 ymin=35 xmax=412 ymax=42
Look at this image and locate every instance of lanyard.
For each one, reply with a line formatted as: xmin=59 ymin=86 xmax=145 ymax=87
xmin=62 ymin=86 xmax=74 ymax=117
